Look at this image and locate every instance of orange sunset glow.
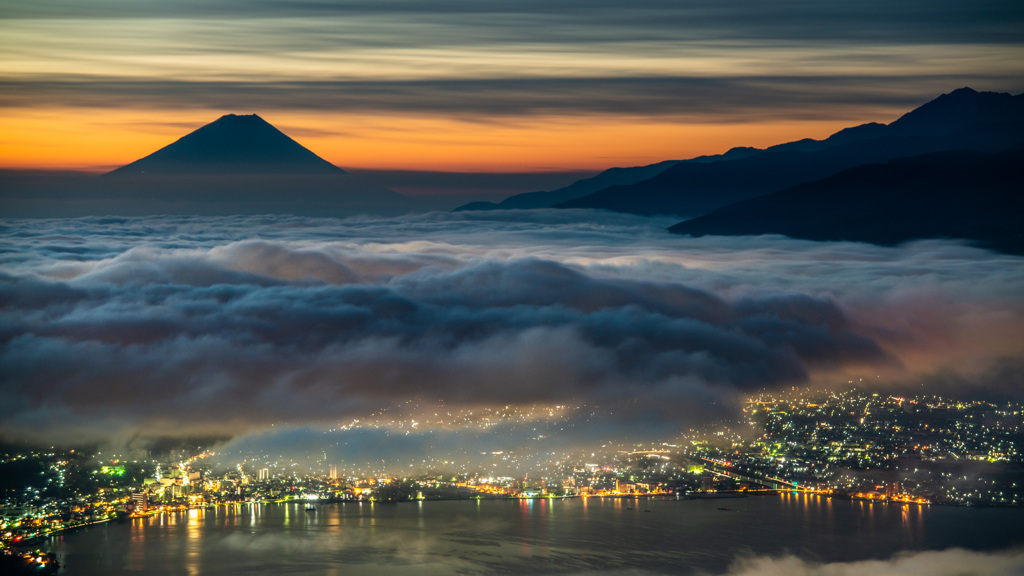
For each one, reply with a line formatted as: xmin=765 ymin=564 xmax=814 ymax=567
xmin=0 ymin=108 xmax=867 ymax=173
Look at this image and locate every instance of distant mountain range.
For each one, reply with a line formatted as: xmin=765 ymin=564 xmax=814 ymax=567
xmin=668 ymin=145 xmax=1024 ymax=255
xmin=456 ymin=88 xmax=1024 ymax=220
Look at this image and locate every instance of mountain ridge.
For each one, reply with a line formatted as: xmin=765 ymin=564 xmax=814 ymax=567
xmin=453 ymin=88 xmax=1023 ymax=216
xmin=454 ymin=160 xmax=682 ymax=211
xmin=557 ymin=88 xmax=1024 ymax=217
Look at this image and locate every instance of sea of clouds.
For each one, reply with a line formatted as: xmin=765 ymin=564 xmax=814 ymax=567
xmin=2 ymin=210 xmax=1023 ymax=467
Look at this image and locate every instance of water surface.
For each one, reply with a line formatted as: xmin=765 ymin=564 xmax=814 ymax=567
xmin=46 ymin=494 xmax=1024 ymax=575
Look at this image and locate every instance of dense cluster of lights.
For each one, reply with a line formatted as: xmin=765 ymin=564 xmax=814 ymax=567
xmin=3 ymin=388 xmax=1021 ymax=558
xmin=735 ymin=389 xmax=1023 ymax=505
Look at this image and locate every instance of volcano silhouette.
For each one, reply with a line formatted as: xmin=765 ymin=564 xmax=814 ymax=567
xmin=26 ymin=113 xmax=430 ymax=217
xmin=107 ymin=114 xmax=345 ymax=175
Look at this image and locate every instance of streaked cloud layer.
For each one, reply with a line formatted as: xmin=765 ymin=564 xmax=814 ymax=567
xmin=2 ymin=212 xmax=1022 ymax=467
xmin=1 ymin=1 xmax=1022 ymax=170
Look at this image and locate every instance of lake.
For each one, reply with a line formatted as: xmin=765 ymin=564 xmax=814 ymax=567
xmin=44 ymin=494 xmax=1023 ymax=575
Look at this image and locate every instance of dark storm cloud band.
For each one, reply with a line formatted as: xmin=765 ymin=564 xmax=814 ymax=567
xmin=4 ymin=1 xmax=1021 ymax=128
xmin=0 ymin=75 xmax=990 ymax=119
xmin=3 ymin=1 xmax=1022 ymax=45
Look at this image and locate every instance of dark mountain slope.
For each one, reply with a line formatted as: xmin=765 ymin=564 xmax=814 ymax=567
xmin=453 ymin=146 xmax=765 ymax=211
xmin=455 ymin=160 xmax=681 ymax=211
xmin=668 ymin=146 xmax=1024 ymax=255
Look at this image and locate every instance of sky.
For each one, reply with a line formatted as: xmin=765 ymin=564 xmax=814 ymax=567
xmin=2 ymin=0 xmax=1023 ymax=173
xmin=3 ymin=212 xmax=1022 ymax=472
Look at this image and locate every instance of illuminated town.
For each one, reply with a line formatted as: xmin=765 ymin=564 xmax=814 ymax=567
xmin=2 ymin=388 xmax=1021 ymax=569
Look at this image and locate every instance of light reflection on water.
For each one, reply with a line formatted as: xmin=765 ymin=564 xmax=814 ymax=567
xmin=46 ymin=495 xmax=1023 ymax=575
xmin=186 ymin=508 xmax=200 ymax=576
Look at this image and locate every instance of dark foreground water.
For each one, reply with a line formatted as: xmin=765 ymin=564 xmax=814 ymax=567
xmin=44 ymin=494 xmax=1023 ymax=575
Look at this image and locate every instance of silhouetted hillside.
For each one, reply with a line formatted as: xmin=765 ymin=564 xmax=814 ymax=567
xmin=454 ymin=146 xmax=766 ymax=212
xmin=558 ymin=88 xmax=1024 ymax=217
xmin=454 ymin=160 xmax=681 ymax=211
xmin=668 ymin=146 xmax=1024 ymax=255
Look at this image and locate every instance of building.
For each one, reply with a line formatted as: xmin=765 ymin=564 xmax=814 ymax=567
xmin=259 ymin=468 xmax=270 ymax=481
xmin=615 ymin=478 xmax=635 ymax=494
xmin=131 ymin=491 xmax=148 ymax=511
xmin=885 ymin=481 xmax=900 ymax=499
xmin=701 ymin=470 xmax=715 ymax=492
